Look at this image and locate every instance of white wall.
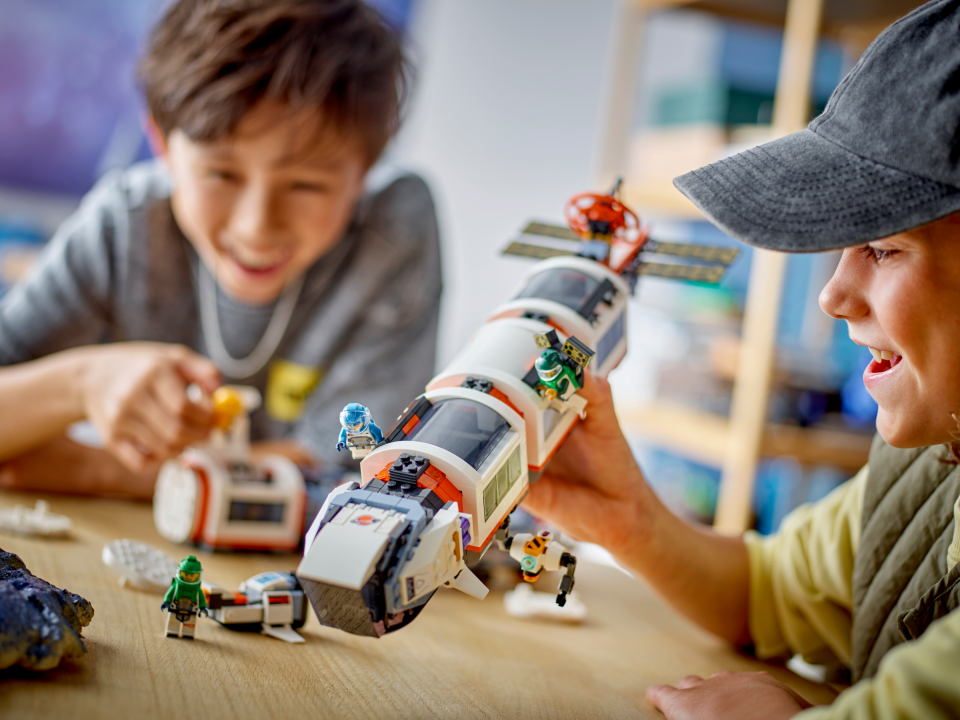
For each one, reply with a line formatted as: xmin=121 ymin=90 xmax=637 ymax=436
xmin=393 ymin=0 xmax=625 ymax=366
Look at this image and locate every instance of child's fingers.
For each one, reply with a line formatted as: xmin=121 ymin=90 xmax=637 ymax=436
xmin=675 ymin=675 xmax=704 ymax=689
xmin=109 ymin=437 xmax=157 ymax=474
xmin=152 ymin=368 xmax=214 ymax=429
xmin=644 ymin=684 xmax=679 ymax=713
xmin=119 ymin=416 xmax=177 ymax=464
xmin=170 ymin=348 xmax=221 ymax=395
xmin=138 ymin=391 xmax=209 ymax=447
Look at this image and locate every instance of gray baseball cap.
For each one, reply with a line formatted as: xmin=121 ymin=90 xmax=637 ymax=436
xmin=673 ymin=0 xmax=960 ymax=252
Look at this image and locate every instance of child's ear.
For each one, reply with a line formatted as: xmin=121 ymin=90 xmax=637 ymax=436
xmin=142 ymin=114 xmax=169 ymax=158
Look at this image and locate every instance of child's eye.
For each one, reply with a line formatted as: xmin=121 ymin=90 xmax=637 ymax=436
xmin=291 ymin=181 xmax=329 ymax=193
xmin=207 ymin=169 xmax=239 ymax=183
xmin=859 ymin=244 xmax=897 ymax=263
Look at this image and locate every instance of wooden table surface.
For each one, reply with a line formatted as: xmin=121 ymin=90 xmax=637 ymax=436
xmin=0 ymin=491 xmax=838 ymax=719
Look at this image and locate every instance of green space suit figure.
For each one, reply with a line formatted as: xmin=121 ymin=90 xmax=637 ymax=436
xmin=535 ymin=349 xmax=581 ymax=402
xmin=162 ymin=555 xmax=208 ymax=639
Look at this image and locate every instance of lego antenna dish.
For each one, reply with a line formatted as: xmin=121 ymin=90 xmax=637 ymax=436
xmin=564 ymin=192 xmax=641 ymax=243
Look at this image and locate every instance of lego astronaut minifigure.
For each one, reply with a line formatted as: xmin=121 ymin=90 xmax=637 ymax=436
xmin=505 ymin=530 xmax=578 ymax=607
xmin=162 ymin=555 xmax=208 ymax=639
xmin=535 ymin=349 xmax=582 ymax=402
xmin=336 ymin=403 xmax=384 ymax=460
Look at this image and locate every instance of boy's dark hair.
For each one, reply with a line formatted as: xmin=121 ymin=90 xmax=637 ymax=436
xmin=140 ymin=0 xmax=408 ymax=165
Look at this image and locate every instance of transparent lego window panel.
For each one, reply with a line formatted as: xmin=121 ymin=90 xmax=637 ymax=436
xmin=595 ymin=312 xmax=626 ymax=368
xmin=514 ymin=268 xmax=600 ymax=311
xmin=406 ymin=398 xmax=510 ymax=470
xmin=483 ymin=446 xmax=523 ymax=521
xmin=228 ymin=501 xmax=285 ymax=523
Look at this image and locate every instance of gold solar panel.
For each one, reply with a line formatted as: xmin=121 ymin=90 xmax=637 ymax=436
xmin=644 ymin=241 xmax=739 ymax=265
xmin=521 ymin=222 xmax=581 ymax=242
xmin=635 ymin=263 xmax=727 ymax=284
xmin=501 ymin=242 xmax=576 ymax=260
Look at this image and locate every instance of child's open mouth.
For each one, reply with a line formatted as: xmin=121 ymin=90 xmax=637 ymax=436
xmin=863 ymin=347 xmax=903 ymax=387
xmin=222 ymin=246 xmax=292 ymax=278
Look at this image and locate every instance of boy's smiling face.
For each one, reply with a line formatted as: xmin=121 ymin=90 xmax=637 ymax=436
xmin=159 ymin=101 xmax=367 ymax=305
xmin=819 ymin=213 xmax=960 ymax=448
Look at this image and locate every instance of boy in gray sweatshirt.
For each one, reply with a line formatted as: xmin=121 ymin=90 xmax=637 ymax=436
xmin=0 ymin=0 xmax=440 ymax=498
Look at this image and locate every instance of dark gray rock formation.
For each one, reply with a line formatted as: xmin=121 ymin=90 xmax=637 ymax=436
xmin=0 ymin=549 xmax=94 ymax=670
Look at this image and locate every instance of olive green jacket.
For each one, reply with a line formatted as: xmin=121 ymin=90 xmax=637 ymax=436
xmin=745 ymin=435 xmax=960 ymax=718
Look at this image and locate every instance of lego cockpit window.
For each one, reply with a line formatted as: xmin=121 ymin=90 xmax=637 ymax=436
xmin=515 ymin=268 xmax=600 ymax=312
xmin=405 ymin=398 xmax=510 ymax=470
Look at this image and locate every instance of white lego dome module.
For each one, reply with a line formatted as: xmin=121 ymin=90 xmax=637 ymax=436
xmin=102 ymin=539 xmax=180 ymax=593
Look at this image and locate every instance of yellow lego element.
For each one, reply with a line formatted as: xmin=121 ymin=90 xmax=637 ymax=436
xmin=523 ymin=536 xmax=549 ymax=556
xmin=533 ymin=333 xmax=553 ymax=350
xmin=561 ymin=341 xmax=587 ymax=368
xmin=212 ymin=387 xmax=244 ymax=430
xmin=266 ymin=359 xmax=324 ymax=422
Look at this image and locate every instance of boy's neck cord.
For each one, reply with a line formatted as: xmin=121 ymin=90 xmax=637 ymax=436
xmin=198 ymin=265 xmax=304 ymax=379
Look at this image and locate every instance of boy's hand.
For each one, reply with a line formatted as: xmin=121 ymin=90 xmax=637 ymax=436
xmin=79 ymin=343 xmax=220 ymax=472
xmin=646 ymin=671 xmax=812 ymax=720
xmin=0 ymin=434 xmax=158 ymax=499
xmin=523 ymin=373 xmax=652 ymax=559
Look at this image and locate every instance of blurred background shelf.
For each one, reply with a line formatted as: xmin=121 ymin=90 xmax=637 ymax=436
xmin=598 ymin=0 xmax=925 ymax=534
xmin=622 ymin=180 xmax=704 ymax=219
xmin=620 ymin=401 xmax=872 ymax=472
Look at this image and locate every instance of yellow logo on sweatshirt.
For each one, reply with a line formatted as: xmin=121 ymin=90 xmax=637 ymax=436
xmin=266 ymin=359 xmax=323 ymax=422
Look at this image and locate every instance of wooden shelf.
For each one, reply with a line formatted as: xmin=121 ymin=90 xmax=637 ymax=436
xmin=618 ymin=401 xmax=871 ymax=473
xmin=634 ymin=0 xmax=923 ymax=34
xmin=597 ymin=0 xmax=922 ymax=532
xmin=622 ymin=180 xmax=705 ymax=219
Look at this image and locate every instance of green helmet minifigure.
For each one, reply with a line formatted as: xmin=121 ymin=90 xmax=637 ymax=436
xmin=535 ymin=349 xmax=580 ymax=399
xmin=162 ymin=555 xmax=208 ymax=639
xmin=178 ymin=555 xmax=203 ymax=584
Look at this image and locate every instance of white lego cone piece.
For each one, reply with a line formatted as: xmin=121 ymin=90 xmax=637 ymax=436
xmin=444 ymin=565 xmax=489 ymax=600
xmin=261 ymin=624 xmax=305 ymax=643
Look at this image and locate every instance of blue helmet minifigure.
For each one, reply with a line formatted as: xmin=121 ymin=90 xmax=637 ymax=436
xmin=337 ymin=403 xmax=384 ymax=459
xmin=340 ymin=403 xmax=373 ymax=434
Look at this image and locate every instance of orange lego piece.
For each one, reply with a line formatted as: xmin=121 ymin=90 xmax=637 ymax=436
xmin=418 ymin=465 xmax=463 ymax=511
xmin=401 ymin=415 xmax=420 ymax=435
xmin=523 ymin=536 xmax=549 ymax=556
xmin=368 ymin=460 xmax=463 ymax=511
xmin=488 ymin=387 xmax=523 ymax=419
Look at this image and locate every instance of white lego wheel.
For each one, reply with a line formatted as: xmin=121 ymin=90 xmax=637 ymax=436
xmin=102 ymin=539 xmax=179 ymax=593
xmin=153 ymin=461 xmax=202 ymax=544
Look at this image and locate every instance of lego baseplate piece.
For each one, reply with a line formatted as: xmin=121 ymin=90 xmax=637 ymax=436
xmin=0 ymin=500 xmax=72 ymax=538
xmin=102 ymin=539 xmax=180 ymax=593
xmin=504 ymin=583 xmax=587 ymax=623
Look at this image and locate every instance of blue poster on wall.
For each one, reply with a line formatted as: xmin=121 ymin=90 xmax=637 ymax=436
xmin=0 ymin=0 xmax=414 ymax=197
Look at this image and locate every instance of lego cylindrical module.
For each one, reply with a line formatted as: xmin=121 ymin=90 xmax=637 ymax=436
xmin=427 ymin=315 xmax=589 ymax=472
xmin=295 ymin=186 xmax=743 ymax=639
xmin=297 ymin=386 xmax=526 ymax=637
xmin=487 ymin=257 xmax=629 ymax=378
xmin=153 ymin=387 xmax=306 ymax=552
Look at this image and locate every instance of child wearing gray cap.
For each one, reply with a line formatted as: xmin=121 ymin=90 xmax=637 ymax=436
xmin=525 ymin=1 xmax=960 ymax=717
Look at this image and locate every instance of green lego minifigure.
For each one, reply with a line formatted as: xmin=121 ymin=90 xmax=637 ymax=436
xmin=161 ymin=555 xmax=208 ymax=639
xmin=535 ymin=349 xmax=581 ymax=402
